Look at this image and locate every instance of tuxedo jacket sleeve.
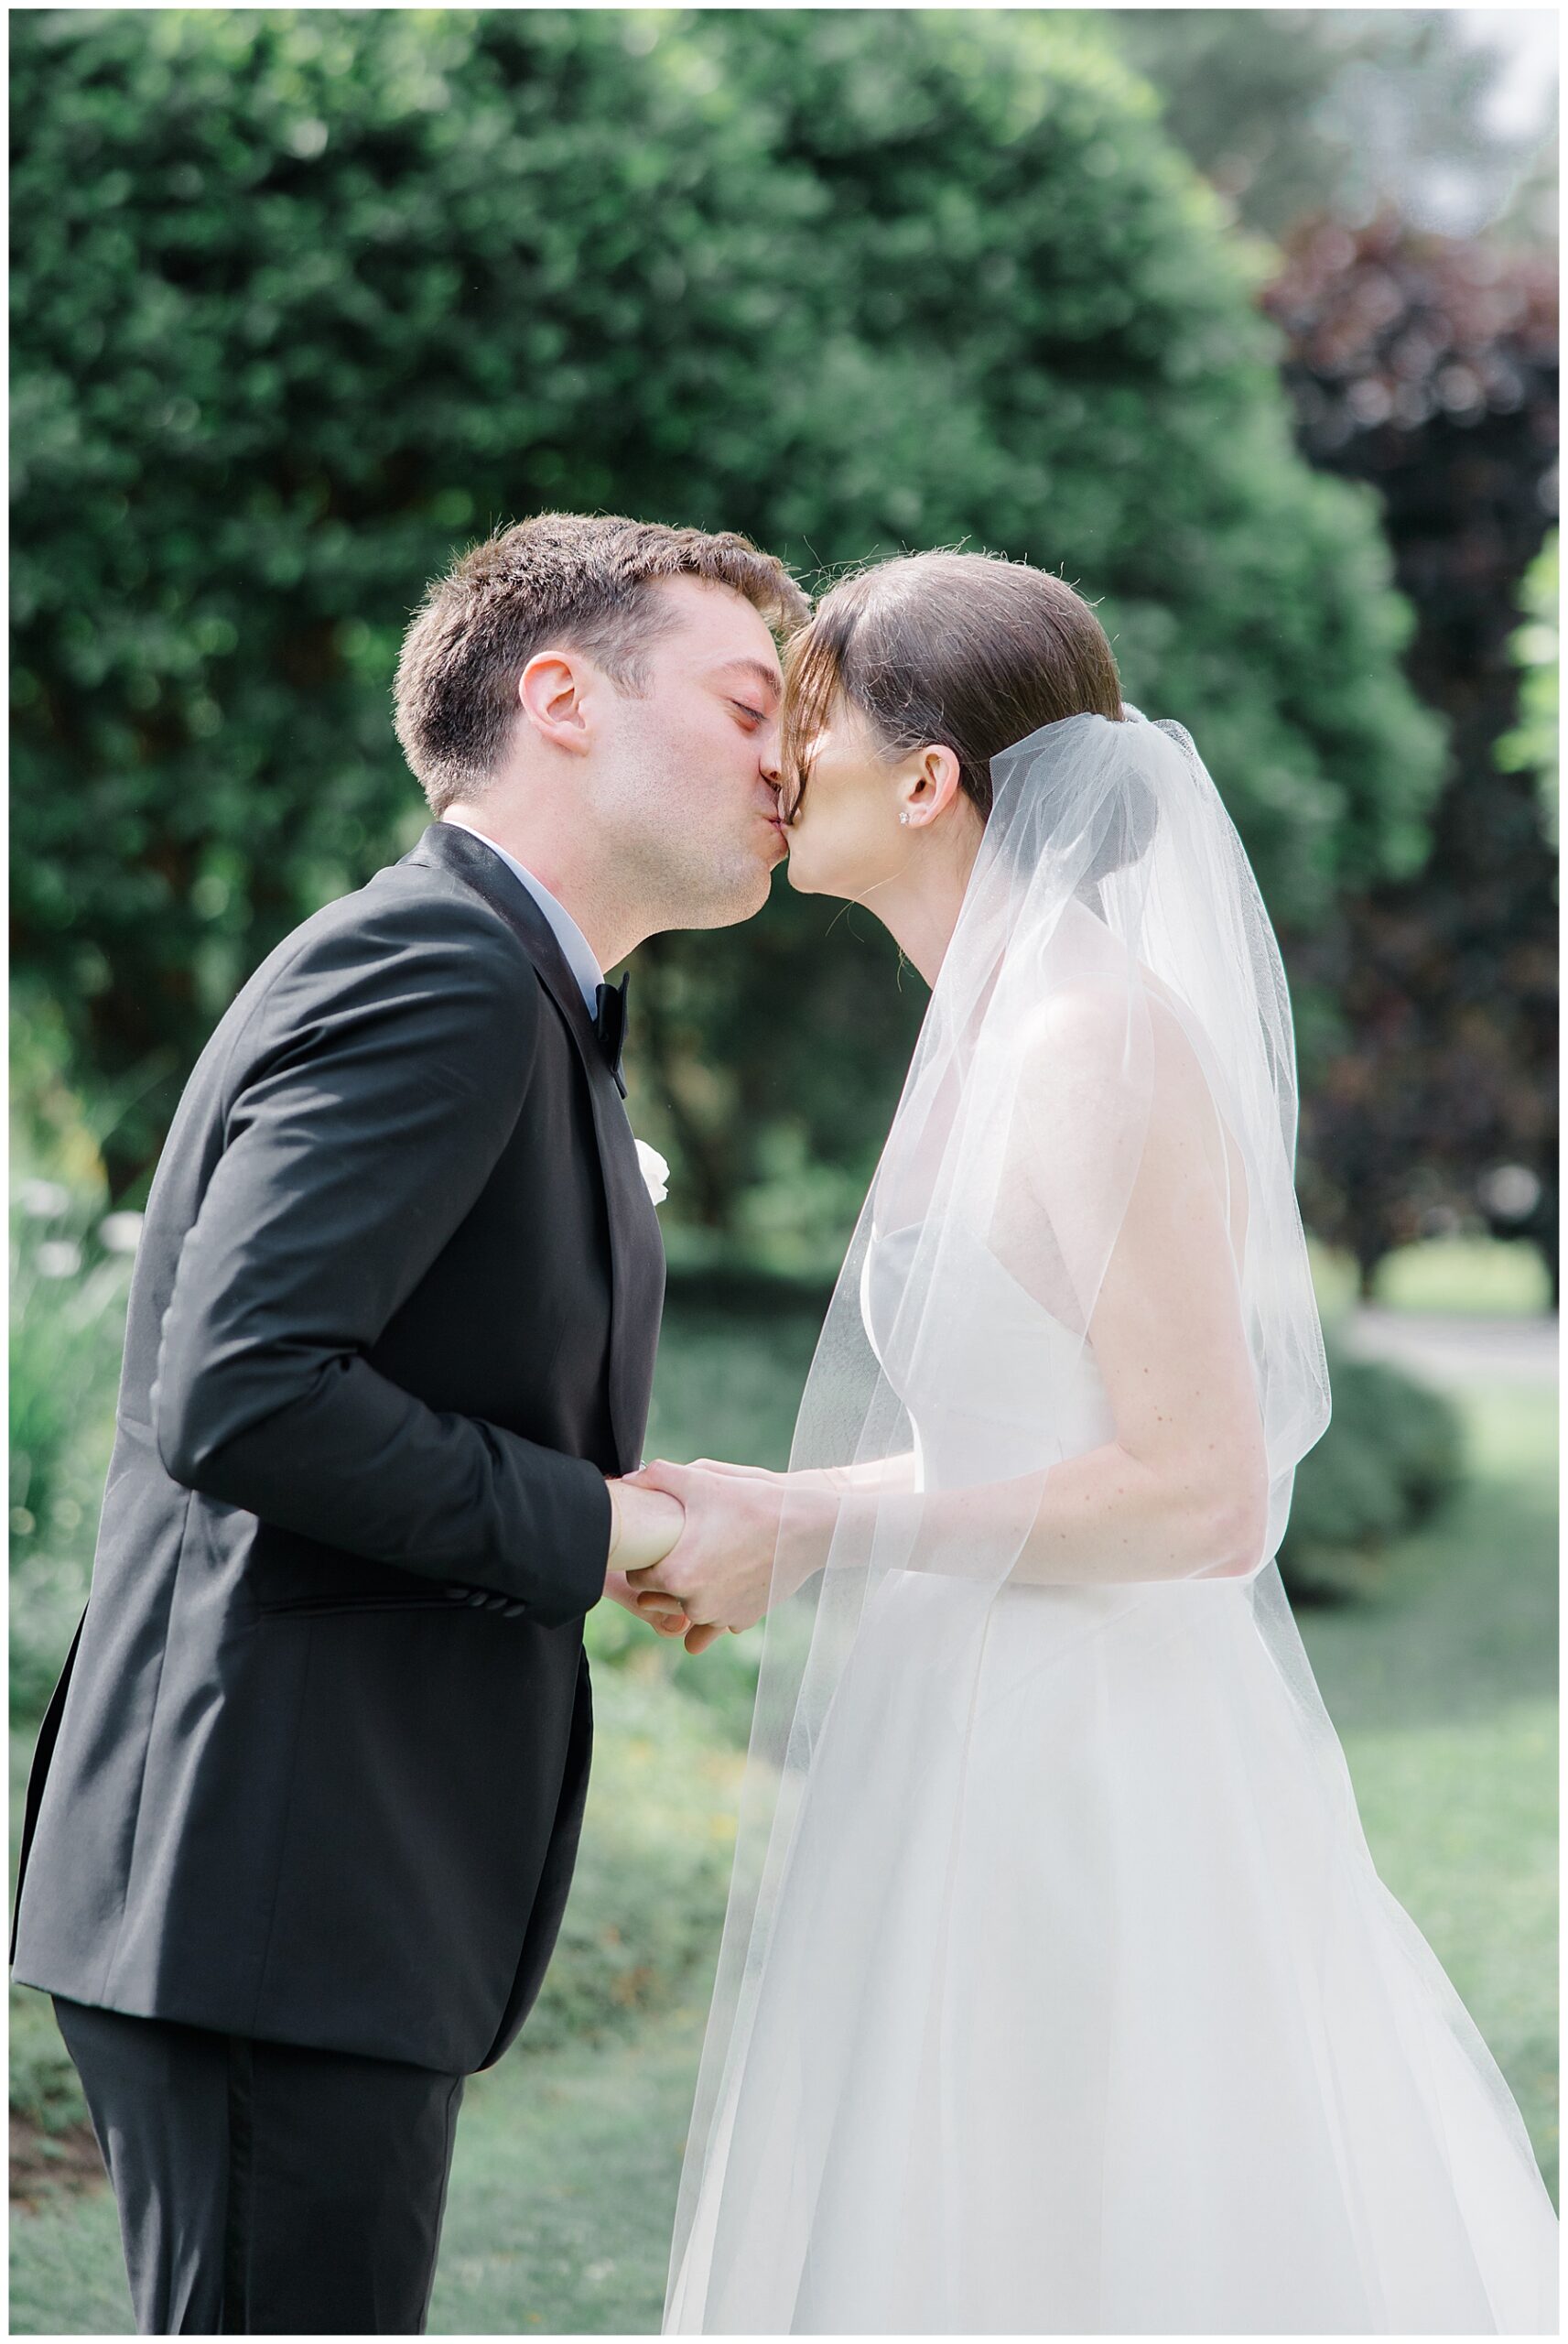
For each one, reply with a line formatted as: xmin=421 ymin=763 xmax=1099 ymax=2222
xmin=152 ymin=889 xmax=611 ymax=1628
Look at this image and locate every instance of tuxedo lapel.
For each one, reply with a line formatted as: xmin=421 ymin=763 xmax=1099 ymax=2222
xmin=411 ymin=821 xmax=602 ymax=1058
xmin=402 ymin=822 xmax=664 ymax=1471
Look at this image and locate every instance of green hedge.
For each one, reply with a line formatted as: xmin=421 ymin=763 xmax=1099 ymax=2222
xmin=1281 ymin=1340 xmax=1464 ymax=1601
xmin=13 ymin=9 xmax=1444 ymax=1217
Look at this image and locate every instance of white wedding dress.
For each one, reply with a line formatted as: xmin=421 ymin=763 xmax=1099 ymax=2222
xmin=666 ymin=1219 xmax=1559 ymax=2333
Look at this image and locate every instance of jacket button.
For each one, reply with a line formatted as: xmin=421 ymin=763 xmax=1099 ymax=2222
xmin=502 ymin=1600 xmax=524 ymax=1620
xmin=466 ymin=1590 xmax=489 ymax=1607
xmin=444 ymin=1583 xmax=469 ymax=1601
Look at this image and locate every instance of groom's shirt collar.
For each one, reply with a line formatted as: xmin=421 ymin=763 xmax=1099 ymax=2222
xmin=439 ymin=816 xmax=605 ymax=1015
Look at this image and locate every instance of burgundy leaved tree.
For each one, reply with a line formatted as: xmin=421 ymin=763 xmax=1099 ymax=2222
xmin=1263 ymin=215 xmax=1559 ymax=1304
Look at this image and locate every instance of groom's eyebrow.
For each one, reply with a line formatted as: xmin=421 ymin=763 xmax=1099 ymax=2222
xmin=708 ymin=657 xmax=782 ymax=702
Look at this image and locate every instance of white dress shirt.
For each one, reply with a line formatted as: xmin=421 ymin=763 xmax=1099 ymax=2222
xmin=440 ymin=817 xmax=605 ymax=1016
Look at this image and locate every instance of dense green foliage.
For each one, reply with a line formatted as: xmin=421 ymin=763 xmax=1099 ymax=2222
xmin=1497 ymin=529 xmax=1559 ymax=854
xmin=12 ymin=7 xmax=1444 ymax=1222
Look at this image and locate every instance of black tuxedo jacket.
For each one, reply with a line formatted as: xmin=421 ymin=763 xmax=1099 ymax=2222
xmin=10 ymin=821 xmax=665 ymax=2074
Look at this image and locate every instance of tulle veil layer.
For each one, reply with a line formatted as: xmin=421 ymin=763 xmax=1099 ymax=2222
xmin=663 ymin=708 xmax=1557 ymax=2334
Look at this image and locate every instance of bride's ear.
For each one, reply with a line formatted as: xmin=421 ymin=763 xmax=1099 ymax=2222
xmin=897 ymin=743 xmax=964 ymax=830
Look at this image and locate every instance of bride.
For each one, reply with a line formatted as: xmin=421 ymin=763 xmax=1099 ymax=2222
xmin=624 ymin=549 xmax=1559 ymax=2334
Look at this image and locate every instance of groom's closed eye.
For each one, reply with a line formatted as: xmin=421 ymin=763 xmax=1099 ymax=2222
xmin=730 ymin=701 xmax=768 ymax=728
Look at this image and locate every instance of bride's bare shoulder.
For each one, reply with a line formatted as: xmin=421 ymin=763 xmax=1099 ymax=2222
xmin=1018 ymin=967 xmax=1205 ymax=1087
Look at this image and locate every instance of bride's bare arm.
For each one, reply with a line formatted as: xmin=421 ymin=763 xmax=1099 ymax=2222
xmin=632 ymin=993 xmax=1269 ymax=1624
xmin=628 ymin=993 xmax=1271 ymax=1622
xmin=831 ymin=992 xmax=1270 ymax=1587
xmin=852 ymin=992 xmax=1270 ymax=1587
xmin=685 ymin=1454 xmax=921 ymax=1495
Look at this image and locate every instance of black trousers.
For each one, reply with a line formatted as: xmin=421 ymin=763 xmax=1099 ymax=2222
xmin=51 ymin=1995 xmax=466 ymax=2335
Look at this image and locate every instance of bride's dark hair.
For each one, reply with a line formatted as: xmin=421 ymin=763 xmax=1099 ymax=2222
xmin=780 ymin=548 xmax=1125 ymax=828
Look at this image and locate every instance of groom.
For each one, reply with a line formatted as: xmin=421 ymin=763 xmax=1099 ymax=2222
xmin=9 ymin=512 xmax=808 ymax=2333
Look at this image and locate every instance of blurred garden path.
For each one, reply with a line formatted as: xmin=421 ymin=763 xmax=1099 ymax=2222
xmin=1339 ymin=1306 xmax=1559 ymax=1387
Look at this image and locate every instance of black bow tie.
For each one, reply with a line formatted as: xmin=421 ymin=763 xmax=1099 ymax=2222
xmin=593 ymin=972 xmax=630 ymax=1096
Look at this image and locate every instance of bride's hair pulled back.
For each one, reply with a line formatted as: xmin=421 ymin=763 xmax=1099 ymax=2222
xmin=780 ymin=548 xmax=1126 ymax=835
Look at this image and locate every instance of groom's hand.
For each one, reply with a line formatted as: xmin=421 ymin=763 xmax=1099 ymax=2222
xmin=603 ymin=1565 xmax=691 ymax=1635
xmin=602 ymin=1479 xmax=691 ymax=1637
xmin=621 ymin=1459 xmax=784 ymax=1641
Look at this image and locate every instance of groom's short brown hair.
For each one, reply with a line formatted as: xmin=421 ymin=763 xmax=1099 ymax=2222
xmin=395 ymin=512 xmax=810 ymax=812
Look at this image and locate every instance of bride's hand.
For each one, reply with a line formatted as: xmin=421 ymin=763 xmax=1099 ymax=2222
xmin=618 ymin=1462 xmax=796 ymax=1650
xmin=625 ymin=1456 xmax=787 ymax=1488
xmin=684 ymin=1457 xmax=788 ymax=1484
xmin=623 ymin=1457 xmax=797 ymax=1641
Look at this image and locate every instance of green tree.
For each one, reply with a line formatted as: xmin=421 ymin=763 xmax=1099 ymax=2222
xmin=12 ymin=8 xmax=1444 ymax=1236
xmin=1497 ymin=530 xmax=1560 ymax=856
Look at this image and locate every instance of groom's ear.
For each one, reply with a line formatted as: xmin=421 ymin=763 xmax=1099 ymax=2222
xmin=517 ymin=649 xmax=595 ymax=756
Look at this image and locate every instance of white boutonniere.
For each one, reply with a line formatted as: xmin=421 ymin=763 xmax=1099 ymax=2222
xmin=633 ymin=1138 xmax=670 ymax=1207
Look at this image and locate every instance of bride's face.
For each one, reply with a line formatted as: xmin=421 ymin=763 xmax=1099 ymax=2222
xmin=783 ymin=697 xmax=914 ymax=900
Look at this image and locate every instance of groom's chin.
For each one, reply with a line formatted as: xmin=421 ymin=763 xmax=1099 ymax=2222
xmin=689 ymin=861 xmax=779 ymax=928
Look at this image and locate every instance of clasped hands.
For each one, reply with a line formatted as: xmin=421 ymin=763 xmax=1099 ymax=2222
xmin=602 ymin=1458 xmax=794 ymax=1655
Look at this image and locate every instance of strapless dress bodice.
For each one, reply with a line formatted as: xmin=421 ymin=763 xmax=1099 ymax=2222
xmin=860 ymin=1220 xmax=1117 ymax=1489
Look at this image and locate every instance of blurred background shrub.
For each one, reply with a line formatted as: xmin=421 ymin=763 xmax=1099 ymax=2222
xmin=11 ymin=9 xmax=1554 ymax=1290
xmin=1281 ymin=1338 xmax=1465 ymax=1601
xmin=14 ymin=5 xmax=1450 ymax=1241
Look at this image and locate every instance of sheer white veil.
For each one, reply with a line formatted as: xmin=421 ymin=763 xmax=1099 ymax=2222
xmin=662 ymin=704 xmax=1543 ymax=2329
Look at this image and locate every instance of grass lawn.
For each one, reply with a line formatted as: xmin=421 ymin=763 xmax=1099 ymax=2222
xmin=1294 ymin=1377 xmax=1559 ymax=2206
xmin=10 ymin=1334 xmax=1557 ymax=2332
xmin=1309 ymin=1230 xmax=1554 ymax=1319
xmin=427 ymin=2007 xmax=708 ymax=2334
xmin=6 ymin=2002 xmax=712 ymax=2339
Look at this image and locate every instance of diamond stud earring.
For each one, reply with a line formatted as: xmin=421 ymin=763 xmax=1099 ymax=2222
xmin=899 ymin=811 xmax=912 ymax=825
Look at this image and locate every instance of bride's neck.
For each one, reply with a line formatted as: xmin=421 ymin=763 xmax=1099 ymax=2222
xmin=870 ymin=829 xmax=983 ymax=988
